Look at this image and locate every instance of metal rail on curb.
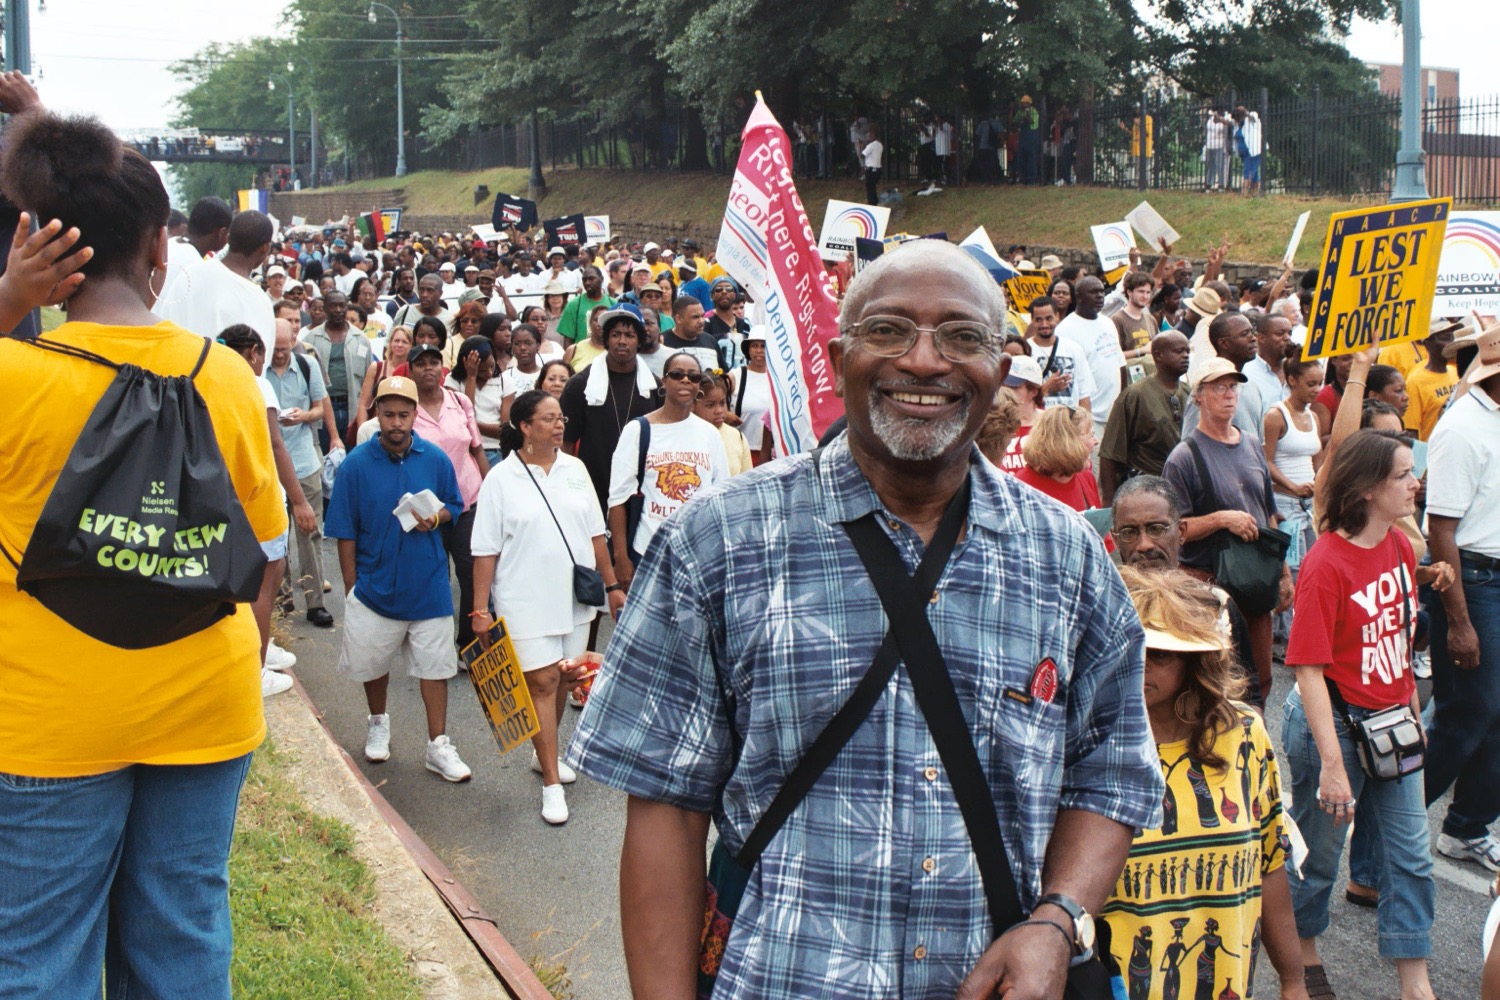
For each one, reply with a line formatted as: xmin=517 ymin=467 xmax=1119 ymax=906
xmin=291 ymin=678 xmax=555 ymax=1000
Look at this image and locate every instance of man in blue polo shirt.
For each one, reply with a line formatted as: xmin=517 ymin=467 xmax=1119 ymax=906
xmin=325 ymin=375 xmax=472 ymax=782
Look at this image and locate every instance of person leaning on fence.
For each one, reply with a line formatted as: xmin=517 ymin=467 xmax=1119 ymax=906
xmin=567 ymin=239 xmax=1162 ymax=999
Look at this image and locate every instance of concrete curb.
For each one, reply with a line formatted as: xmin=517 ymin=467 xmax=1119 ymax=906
xmin=264 ymin=680 xmax=551 ymax=1000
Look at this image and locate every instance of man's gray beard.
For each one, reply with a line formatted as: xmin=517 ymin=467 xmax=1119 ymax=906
xmin=867 ymin=394 xmax=972 ymax=461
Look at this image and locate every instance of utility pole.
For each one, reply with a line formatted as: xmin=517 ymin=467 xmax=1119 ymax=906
xmin=1391 ymin=0 xmax=1429 ymax=201
xmin=4 ymin=0 xmax=32 ymax=74
xmin=270 ymin=69 xmax=295 ymax=188
xmin=526 ymin=8 xmax=546 ymax=201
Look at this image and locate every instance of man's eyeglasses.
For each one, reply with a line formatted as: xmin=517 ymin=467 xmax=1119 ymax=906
xmin=1200 ymin=381 xmax=1241 ymax=396
xmin=1111 ymin=522 xmax=1174 ymax=543
xmin=665 ymin=369 xmax=704 ymax=383
xmin=843 ymin=315 xmax=1000 ymax=364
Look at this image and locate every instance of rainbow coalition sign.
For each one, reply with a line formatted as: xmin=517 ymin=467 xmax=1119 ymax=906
xmin=1304 ymin=197 xmax=1451 ymax=361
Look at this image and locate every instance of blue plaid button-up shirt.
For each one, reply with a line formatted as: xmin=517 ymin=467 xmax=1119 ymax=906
xmin=569 ymin=434 xmax=1163 ymax=999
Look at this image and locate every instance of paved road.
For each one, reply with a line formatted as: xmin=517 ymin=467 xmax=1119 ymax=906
xmin=284 ymin=543 xmax=1493 ymax=999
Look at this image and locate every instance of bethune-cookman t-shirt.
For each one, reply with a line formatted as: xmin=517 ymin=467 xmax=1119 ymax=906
xmin=607 ymin=414 xmax=729 ymax=557
xmin=1285 ymin=529 xmax=1417 ymax=710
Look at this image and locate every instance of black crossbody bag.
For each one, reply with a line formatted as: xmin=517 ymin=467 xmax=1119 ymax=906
xmin=517 ymin=458 xmax=606 ymax=608
xmin=698 ymin=455 xmax=1109 ymax=999
xmin=1186 ymin=436 xmax=1290 ymax=616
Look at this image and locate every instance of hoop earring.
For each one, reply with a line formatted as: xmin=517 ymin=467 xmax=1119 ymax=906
xmin=149 ymin=264 xmax=192 ymax=311
xmin=1175 ymin=689 xmax=1202 ymax=725
xmin=657 ymin=386 xmax=666 ymax=398
xmin=147 ymin=265 xmax=165 ymax=305
xmin=695 ymin=390 xmax=705 ymax=399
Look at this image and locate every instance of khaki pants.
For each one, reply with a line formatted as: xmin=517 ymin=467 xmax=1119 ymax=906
xmin=278 ymin=470 xmax=325 ymax=611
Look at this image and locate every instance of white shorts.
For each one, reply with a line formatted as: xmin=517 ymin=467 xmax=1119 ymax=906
xmin=511 ymin=622 xmax=590 ymax=673
xmin=337 ymin=590 xmax=457 ymax=683
xmin=260 ymin=527 xmax=289 ymax=561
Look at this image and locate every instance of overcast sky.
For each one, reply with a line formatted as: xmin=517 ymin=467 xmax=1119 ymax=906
xmin=23 ymin=0 xmax=1498 ymax=132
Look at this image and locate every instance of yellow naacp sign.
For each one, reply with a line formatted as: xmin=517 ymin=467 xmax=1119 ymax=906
xmin=1004 ymin=269 xmax=1052 ymax=314
xmin=460 ymin=619 xmax=541 ymax=754
xmin=1305 ymin=198 xmax=1451 ymax=360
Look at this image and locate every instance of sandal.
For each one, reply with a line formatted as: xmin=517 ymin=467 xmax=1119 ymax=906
xmin=1344 ymin=882 xmax=1378 ymax=909
xmin=1304 ymin=964 xmax=1336 ymax=999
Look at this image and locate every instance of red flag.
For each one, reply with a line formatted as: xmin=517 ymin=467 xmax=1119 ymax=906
xmin=716 ymin=94 xmax=843 ymax=454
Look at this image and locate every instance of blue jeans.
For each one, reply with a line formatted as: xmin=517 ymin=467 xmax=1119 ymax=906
xmin=1423 ymin=556 xmax=1500 ymax=838
xmin=0 ymin=755 xmax=253 ymax=999
xmin=1283 ymin=687 xmax=1433 ymax=958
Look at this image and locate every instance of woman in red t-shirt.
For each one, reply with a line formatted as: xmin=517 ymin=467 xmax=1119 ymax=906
xmin=1013 ymin=406 xmax=1113 ymax=552
xmin=1282 ymin=428 xmax=1446 ymax=1000
xmin=998 ymin=354 xmax=1047 ymax=474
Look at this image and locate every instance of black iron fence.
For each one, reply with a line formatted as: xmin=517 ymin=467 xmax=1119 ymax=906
xmin=313 ymin=89 xmax=1500 ymax=205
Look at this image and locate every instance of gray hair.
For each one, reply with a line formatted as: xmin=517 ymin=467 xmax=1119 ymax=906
xmin=1112 ymin=474 xmax=1182 ymax=522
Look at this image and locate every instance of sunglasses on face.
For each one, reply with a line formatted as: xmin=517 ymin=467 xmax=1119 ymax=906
xmin=665 ymin=369 xmax=704 ymax=383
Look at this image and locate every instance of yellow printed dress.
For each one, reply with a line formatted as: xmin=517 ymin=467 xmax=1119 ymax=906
xmin=1100 ymin=711 xmax=1287 ymax=1000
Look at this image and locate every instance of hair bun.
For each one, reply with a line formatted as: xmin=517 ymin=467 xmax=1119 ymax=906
xmin=1 ymin=111 xmax=124 ymax=211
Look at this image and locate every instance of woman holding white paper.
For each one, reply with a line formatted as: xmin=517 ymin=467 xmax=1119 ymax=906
xmin=470 ymin=390 xmax=622 ymax=825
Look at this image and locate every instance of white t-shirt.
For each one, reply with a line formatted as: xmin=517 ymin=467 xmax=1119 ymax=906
xmin=154 ymin=257 xmax=275 ymax=356
xmin=500 ymin=273 xmax=530 ymax=296
xmin=1056 ymin=312 xmax=1126 ymax=421
xmin=507 ymin=365 xmax=541 ymax=395
xmin=637 ymin=346 xmax=669 ymax=379
xmin=445 ymin=373 xmax=511 ymax=450
xmin=607 ymin=415 xmax=730 ymax=557
xmin=862 ymin=140 xmax=884 ymax=171
xmin=1426 ymin=387 xmax=1500 ymax=558
xmin=934 ymin=122 xmax=953 ymax=157
xmin=469 ymin=452 xmax=605 ymax=639
xmin=733 ymin=366 xmax=773 ymax=449
xmin=1028 ymin=335 xmax=1097 ymax=410
xmin=257 ymin=375 xmax=287 ymax=502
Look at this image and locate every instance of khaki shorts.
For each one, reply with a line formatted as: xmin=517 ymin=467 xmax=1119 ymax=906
xmin=337 ymin=590 xmax=457 ymax=683
xmin=511 ymin=622 xmax=590 ymax=673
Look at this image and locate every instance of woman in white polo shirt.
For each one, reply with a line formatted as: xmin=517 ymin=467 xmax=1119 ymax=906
xmin=470 ymin=390 xmax=624 ymax=825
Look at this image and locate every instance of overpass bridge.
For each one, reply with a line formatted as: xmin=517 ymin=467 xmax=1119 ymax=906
xmin=120 ymin=129 xmax=317 ymax=166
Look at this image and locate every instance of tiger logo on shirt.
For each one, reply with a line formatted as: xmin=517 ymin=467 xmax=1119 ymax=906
xmin=655 ymin=462 xmax=703 ymax=502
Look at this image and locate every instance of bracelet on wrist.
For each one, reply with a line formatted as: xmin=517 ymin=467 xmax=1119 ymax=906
xmin=469 ymin=609 xmax=492 ymax=618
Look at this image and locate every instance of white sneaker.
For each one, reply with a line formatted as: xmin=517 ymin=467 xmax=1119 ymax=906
xmin=568 ymin=689 xmax=585 ymax=710
xmin=541 ymin=783 xmax=569 ymax=825
xmin=261 ymin=668 xmax=293 ymax=697
xmin=531 ymin=750 xmax=577 ymax=784
xmin=365 ymin=714 xmax=391 ymax=762
xmin=425 ymin=735 xmax=472 ymax=782
xmin=322 ymin=579 xmax=332 ymax=593
xmin=1412 ymin=649 xmax=1431 ymax=679
xmin=1437 ymin=832 xmax=1500 ymax=871
xmin=265 ymin=639 xmax=297 ymax=671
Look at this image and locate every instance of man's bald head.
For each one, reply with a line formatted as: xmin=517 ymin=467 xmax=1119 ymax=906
xmin=275 ymin=318 xmax=295 ymax=350
xmin=840 ymin=240 xmax=1006 ymax=332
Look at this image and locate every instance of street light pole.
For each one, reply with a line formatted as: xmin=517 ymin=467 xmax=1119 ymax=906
xmin=368 ymin=2 xmax=407 ymax=177
xmin=526 ymin=9 xmax=546 ymax=201
xmin=269 ymin=74 xmax=296 ymax=187
xmin=1391 ymin=0 xmax=1429 ymax=202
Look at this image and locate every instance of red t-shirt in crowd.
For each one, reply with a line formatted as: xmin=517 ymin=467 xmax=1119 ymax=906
xmin=1285 ymin=528 xmax=1416 ymax=710
xmin=1013 ymin=466 xmax=1114 ymax=552
xmin=999 ymin=425 xmax=1031 ymax=474
xmin=1314 ymin=382 xmax=1343 ymax=418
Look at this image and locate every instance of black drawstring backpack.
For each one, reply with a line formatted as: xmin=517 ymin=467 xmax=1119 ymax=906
xmin=1 ymin=336 xmax=267 ymax=649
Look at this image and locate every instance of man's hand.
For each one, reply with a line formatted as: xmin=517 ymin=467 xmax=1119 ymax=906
xmin=413 ymin=512 xmax=441 ymax=533
xmin=614 ymin=555 xmax=634 ymax=593
xmin=0 ymin=71 xmax=43 ymax=116
xmin=1422 ymin=561 xmax=1456 ymax=593
xmin=955 ymin=921 xmax=1073 ymax=1000
xmin=1220 ymin=510 xmax=1259 ymax=541
xmin=291 ymin=498 xmax=318 ymax=536
xmin=1 ymin=214 xmax=92 ymax=310
xmin=1293 ymin=482 xmax=1315 ymax=499
xmin=608 ymin=588 xmax=626 ymax=620
xmin=1446 ymin=618 xmax=1481 ymax=670
xmin=1041 ymin=372 xmax=1071 ymax=396
xmin=281 ymin=407 xmax=305 ymax=426
xmin=1276 ymin=566 xmax=1295 ymax=614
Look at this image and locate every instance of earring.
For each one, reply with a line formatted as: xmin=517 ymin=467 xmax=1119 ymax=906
xmin=696 ymin=390 xmax=705 ymax=399
xmin=1175 ymin=689 xmax=1201 ymax=725
xmin=657 ymin=386 xmax=666 ymax=398
xmin=148 ymin=265 xmax=165 ymax=304
xmin=526 ymin=442 xmax=533 ymax=456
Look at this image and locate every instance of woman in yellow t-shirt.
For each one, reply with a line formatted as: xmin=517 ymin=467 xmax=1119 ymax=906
xmin=1102 ymin=569 xmax=1308 ymax=1000
xmin=0 ymin=111 xmax=284 ymax=999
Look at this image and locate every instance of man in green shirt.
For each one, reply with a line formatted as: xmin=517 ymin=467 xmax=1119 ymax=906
xmin=1099 ymin=330 xmax=1190 ymax=505
xmin=554 ymin=267 xmax=613 ymax=344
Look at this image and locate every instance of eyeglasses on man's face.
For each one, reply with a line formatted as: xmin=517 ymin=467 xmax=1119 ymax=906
xmin=843 ymin=315 xmax=1001 ymax=364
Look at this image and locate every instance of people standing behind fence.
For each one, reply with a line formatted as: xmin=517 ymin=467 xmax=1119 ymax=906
xmin=1053 ymin=105 xmax=1077 ymax=185
xmin=1014 ymin=96 xmax=1040 ymax=185
xmin=860 ymin=125 xmax=884 ymax=206
xmin=1204 ymin=108 xmax=1235 ymax=191
xmin=1232 ymin=106 xmax=1263 ymax=196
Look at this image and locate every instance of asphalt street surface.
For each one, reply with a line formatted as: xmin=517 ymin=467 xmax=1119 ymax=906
xmin=285 ymin=541 xmax=1492 ymax=999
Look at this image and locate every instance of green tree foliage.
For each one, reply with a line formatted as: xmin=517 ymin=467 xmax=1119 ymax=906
xmin=169 ymin=39 xmax=299 ymax=205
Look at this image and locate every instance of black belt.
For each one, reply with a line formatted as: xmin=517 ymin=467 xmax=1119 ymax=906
xmin=1459 ymin=549 xmax=1500 ymax=570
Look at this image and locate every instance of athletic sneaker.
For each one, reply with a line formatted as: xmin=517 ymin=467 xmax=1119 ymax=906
xmin=265 ymin=639 xmax=297 ymax=671
xmin=1412 ymin=649 xmax=1431 ymax=679
xmin=261 ymin=668 xmax=293 ymax=697
xmin=425 ymin=735 xmax=472 ymax=782
xmin=1437 ymin=832 xmax=1500 ymax=871
xmin=365 ymin=713 xmax=391 ymax=762
xmin=541 ymin=783 xmax=569 ymax=825
xmin=531 ymin=750 xmax=577 ymax=784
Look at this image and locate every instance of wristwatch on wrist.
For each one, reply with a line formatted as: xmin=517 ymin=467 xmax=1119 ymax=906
xmin=605 ymin=583 xmax=624 ymax=594
xmin=1034 ymin=893 xmax=1095 ymax=957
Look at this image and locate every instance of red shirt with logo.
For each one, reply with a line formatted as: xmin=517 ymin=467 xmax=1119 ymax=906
xmin=1285 ymin=528 xmax=1416 ymax=709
